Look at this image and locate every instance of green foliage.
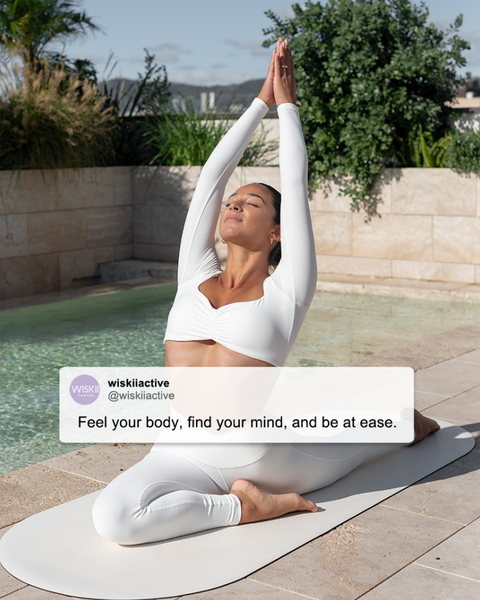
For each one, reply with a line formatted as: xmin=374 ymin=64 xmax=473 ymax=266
xmin=144 ymin=102 xmax=277 ymax=167
xmin=445 ymin=129 xmax=480 ymax=172
xmin=263 ymin=0 xmax=470 ymax=218
xmin=0 ymin=0 xmax=101 ymax=66
xmin=398 ymin=124 xmax=451 ymax=168
xmin=0 ymin=55 xmax=117 ymax=169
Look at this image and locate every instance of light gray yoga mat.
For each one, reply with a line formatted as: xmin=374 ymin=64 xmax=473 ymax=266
xmin=0 ymin=421 xmax=474 ymax=600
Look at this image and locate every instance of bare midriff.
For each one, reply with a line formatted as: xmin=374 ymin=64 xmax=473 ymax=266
xmin=165 ymin=340 xmax=274 ymax=367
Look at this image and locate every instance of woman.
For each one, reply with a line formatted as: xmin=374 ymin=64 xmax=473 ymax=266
xmin=92 ymin=39 xmax=439 ymax=544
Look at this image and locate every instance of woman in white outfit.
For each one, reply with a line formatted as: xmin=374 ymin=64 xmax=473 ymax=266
xmin=92 ymin=39 xmax=439 ymax=545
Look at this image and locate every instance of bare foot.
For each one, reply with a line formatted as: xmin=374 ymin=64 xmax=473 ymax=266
xmin=412 ymin=409 xmax=440 ymax=444
xmin=230 ymin=479 xmax=317 ymax=524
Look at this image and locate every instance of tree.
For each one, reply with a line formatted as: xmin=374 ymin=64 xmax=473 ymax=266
xmin=263 ymin=0 xmax=470 ymax=218
xmin=0 ymin=0 xmax=101 ymax=67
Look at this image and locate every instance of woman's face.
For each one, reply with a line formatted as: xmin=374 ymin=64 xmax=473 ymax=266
xmin=219 ymin=184 xmax=280 ymax=250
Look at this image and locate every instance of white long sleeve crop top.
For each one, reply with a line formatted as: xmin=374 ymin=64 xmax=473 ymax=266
xmin=164 ymin=98 xmax=317 ymax=367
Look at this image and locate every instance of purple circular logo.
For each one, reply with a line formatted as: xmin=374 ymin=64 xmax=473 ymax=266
xmin=70 ymin=374 xmax=100 ymax=405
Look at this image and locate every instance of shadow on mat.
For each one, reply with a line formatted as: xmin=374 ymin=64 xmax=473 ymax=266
xmin=303 ymin=421 xmax=479 ymax=505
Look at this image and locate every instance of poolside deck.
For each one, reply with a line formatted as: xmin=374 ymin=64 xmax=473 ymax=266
xmin=1 ymin=275 xmax=479 ymax=599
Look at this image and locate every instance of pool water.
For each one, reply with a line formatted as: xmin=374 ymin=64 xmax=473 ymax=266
xmin=1 ymin=283 xmax=480 ymax=474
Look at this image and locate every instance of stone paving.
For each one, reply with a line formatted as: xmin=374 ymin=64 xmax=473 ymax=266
xmin=1 ymin=275 xmax=479 ymax=599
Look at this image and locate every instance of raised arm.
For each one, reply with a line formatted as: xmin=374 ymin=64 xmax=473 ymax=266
xmin=271 ymin=39 xmax=317 ymax=307
xmin=177 ymin=99 xmax=269 ymax=284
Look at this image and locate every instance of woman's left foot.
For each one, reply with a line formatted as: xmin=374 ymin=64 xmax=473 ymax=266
xmin=230 ymin=479 xmax=317 ymax=524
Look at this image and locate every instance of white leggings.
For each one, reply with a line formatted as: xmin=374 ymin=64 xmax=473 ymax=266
xmin=92 ymin=442 xmax=399 ymax=545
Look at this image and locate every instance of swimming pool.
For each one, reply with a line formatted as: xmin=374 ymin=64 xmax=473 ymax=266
xmin=2 ymin=283 xmax=480 ymax=474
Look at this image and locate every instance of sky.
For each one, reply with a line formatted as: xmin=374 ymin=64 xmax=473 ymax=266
xmin=65 ymin=0 xmax=480 ymax=86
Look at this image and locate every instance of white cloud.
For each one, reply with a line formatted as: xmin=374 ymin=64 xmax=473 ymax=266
xmin=224 ymin=39 xmax=271 ymax=57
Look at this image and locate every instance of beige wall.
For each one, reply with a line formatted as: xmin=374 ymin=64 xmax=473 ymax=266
xmin=313 ymin=169 xmax=480 ymax=285
xmin=1 ymin=165 xmax=480 ymax=300
xmin=0 ymin=167 xmax=133 ymax=299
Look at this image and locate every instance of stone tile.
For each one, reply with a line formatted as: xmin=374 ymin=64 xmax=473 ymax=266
xmin=392 ymin=259 xmax=475 ymax=283
xmin=41 ymin=443 xmax=150 ymax=484
xmin=0 ymin=254 xmax=60 ymax=301
xmin=55 ymin=168 xmax=115 ymax=210
xmin=87 ymin=206 xmax=132 ymax=247
xmin=28 ymin=210 xmax=88 ymax=254
xmin=134 ymin=205 xmax=187 ymax=246
xmin=312 ymin=178 xmax=353 ymax=213
xmin=0 ymin=170 xmax=58 ymax=214
xmin=312 ymin=212 xmax=352 ymax=256
xmin=382 ymin=442 xmax=480 ymax=524
xmin=99 ymin=259 xmax=176 ymax=283
xmin=457 ymin=282 xmax=480 ymax=294
xmin=363 ymin=564 xmax=480 ymax=599
xmin=374 ymin=170 xmax=393 ymax=214
xmin=414 ymin=359 xmax=480 ymax=396
xmin=346 ymin=339 xmax=462 ymax=371
xmin=0 ymin=526 xmax=27 ymax=597
xmin=352 ymin=213 xmax=432 ymax=260
xmin=0 ymin=215 xmax=27 ymax=259
xmin=371 ymin=277 xmax=465 ymax=291
xmin=114 ymin=243 xmax=133 ymax=261
xmin=477 ymin=175 xmax=480 ymax=218
xmin=0 ymin=278 xmax=164 ymax=310
xmin=0 ymin=587 xmax=93 ymax=600
xmin=453 ymin=348 xmax=480 ymax=364
xmin=316 ymin=273 xmax=386 ymax=285
xmin=427 ymin=323 xmax=480 ymax=353
xmin=433 ymin=215 xmax=480 ymax=263
xmin=0 ymin=169 xmax=117 ymax=213
xmin=132 ymin=166 xmax=200 ymax=207
xmin=133 ymin=243 xmax=180 ymax=262
xmin=112 ymin=166 xmax=132 ymax=206
xmin=59 ymin=247 xmax=114 ymax=289
xmin=392 ymin=168 xmax=476 ymax=216
xmin=316 ymin=255 xmax=392 ymax=278
xmin=416 ymin=517 xmax=480 ymax=581
xmin=0 ymin=464 xmax=104 ymax=528
xmin=414 ymin=390 xmax=451 ymax=411
xmin=250 ymin=504 xmax=461 ymax=600
xmin=423 ymin=385 xmax=480 ymax=425
xmin=180 ymin=578 xmax=303 ymax=600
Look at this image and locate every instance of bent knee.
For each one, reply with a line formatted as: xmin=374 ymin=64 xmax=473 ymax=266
xmin=92 ymin=488 xmax=141 ymax=545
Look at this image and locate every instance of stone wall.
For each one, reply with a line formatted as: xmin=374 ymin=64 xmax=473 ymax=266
xmin=0 ymin=167 xmax=133 ymax=299
xmin=313 ymin=169 xmax=480 ymax=284
xmin=1 ymin=165 xmax=479 ymax=300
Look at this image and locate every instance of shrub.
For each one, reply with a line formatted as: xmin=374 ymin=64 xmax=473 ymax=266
xmin=0 ymin=55 xmax=117 ymax=170
xmin=263 ymin=0 xmax=470 ymax=218
xmin=144 ymin=101 xmax=277 ymax=167
xmin=398 ymin=124 xmax=451 ymax=168
xmin=445 ymin=129 xmax=480 ymax=172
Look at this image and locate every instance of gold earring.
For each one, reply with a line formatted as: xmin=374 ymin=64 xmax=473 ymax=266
xmin=221 ymin=239 xmax=226 ymax=244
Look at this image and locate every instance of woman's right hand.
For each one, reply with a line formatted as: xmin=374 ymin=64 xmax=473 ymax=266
xmin=273 ymin=38 xmax=296 ymax=106
xmin=257 ymin=49 xmax=276 ymax=108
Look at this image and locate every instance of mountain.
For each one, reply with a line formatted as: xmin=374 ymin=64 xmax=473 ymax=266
xmin=101 ymin=78 xmax=267 ymax=115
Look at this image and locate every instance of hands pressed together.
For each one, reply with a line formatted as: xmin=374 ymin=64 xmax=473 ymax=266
xmin=258 ymin=38 xmax=296 ymax=108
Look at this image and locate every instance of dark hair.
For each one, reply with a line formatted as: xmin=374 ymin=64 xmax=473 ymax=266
xmin=258 ymin=183 xmax=282 ymax=269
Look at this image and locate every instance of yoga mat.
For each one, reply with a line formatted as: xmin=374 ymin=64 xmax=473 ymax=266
xmin=0 ymin=421 xmax=474 ymax=600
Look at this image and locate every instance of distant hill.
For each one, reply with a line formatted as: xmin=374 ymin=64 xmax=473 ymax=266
xmin=101 ymin=78 xmax=268 ymax=115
